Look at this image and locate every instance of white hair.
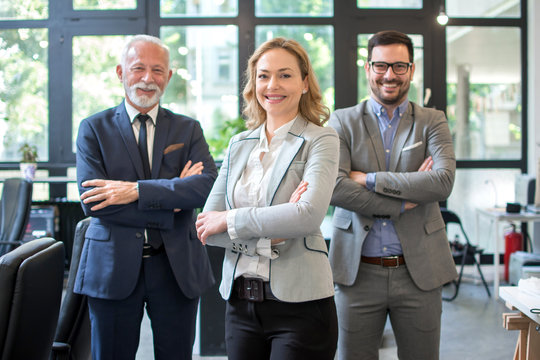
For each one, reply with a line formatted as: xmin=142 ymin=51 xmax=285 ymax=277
xmin=120 ymin=34 xmax=170 ymax=69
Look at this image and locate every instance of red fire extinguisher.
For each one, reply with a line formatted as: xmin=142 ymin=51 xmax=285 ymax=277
xmin=504 ymin=224 xmax=523 ymax=282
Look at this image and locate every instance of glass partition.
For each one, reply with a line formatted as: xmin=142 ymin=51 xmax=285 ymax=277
xmin=161 ymin=0 xmax=237 ymax=17
xmin=447 ymin=0 xmax=520 ymax=18
xmin=73 ymin=0 xmax=136 ymax=10
xmin=161 ymin=25 xmax=239 ymax=159
xmin=357 ymin=0 xmax=422 ymax=9
xmin=446 ymin=26 xmax=521 ymax=160
xmin=256 ymin=0 xmax=333 ymax=17
xmin=0 ymin=29 xmax=49 ymax=161
xmin=72 ymin=35 xmax=127 ymax=151
xmin=0 ymin=0 xmax=48 ymax=19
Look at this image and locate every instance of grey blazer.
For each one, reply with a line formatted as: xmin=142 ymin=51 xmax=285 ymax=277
xmin=203 ymin=116 xmax=339 ymax=302
xmin=329 ymin=101 xmax=458 ymax=291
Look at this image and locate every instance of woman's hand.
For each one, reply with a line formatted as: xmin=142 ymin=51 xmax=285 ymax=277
xmin=196 ymin=211 xmax=228 ymax=245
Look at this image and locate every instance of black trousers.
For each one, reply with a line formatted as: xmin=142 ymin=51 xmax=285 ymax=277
xmin=225 ymin=294 xmax=338 ymax=360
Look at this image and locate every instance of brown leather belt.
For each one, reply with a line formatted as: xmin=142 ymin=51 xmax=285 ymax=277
xmin=233 ymin=276 xmax=278 ymax=302
xmin=361 ymin=255 xmax=405 ymax=268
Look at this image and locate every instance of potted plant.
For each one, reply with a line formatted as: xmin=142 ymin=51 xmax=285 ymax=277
xmin=19 ymin=143 xmax=38 ymax=180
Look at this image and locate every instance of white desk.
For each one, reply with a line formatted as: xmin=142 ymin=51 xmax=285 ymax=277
xmin=476 ymin=208 xmax=540 ymax=299
xmin=499 ymin=286 xmax=540 ymax=359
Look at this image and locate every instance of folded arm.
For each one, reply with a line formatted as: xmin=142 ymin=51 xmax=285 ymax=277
xmin=197 ymin=130 xmax=338 ymax=253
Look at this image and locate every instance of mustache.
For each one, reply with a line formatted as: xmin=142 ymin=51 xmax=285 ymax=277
xmin=130 ymin=82 xmax=160 ymax=92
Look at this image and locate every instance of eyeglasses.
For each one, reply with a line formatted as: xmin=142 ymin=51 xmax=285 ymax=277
xmin=369 ymin=61 xmax=412 ymax=75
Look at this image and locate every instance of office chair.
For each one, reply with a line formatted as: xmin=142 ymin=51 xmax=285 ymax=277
xmin=441 ymin=208 xmax=491 ymax=301
xmin=51 ymin=218 xmax=92 ymax=360
xmin=0 ymin=178 xmax=33 ymax=256
xmin=0 ymin=237 xmax=65 ymax=360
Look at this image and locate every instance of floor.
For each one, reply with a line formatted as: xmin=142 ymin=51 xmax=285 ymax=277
xmin=135 ymin=266 xmax=519 ymax=360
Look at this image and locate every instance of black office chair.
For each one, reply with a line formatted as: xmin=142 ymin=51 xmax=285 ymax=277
xmin=51 ymin=218 xmax=92 ymax=360
xmin=0 ymin=237 xmax=65 ymax=360
xmin=441 ymin=208 xmax=491 ymax=301
xmin=0 ymin=178 xmax=33 ymax=256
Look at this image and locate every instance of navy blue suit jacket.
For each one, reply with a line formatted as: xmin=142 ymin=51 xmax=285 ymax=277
xmin=75 ymin=101 xmax=217 ymax=300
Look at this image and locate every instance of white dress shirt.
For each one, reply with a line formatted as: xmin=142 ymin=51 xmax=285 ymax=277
xmin=226 ymin=117 xmax=296 ymax=280
xmin=124 ymin=101 xmax=159 ymax=169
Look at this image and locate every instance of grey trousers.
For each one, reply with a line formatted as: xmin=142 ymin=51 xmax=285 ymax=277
xmin=335 ymin=262 xmax=442 ymax=360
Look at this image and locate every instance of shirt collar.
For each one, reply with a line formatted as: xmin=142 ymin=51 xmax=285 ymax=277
xmin=125 ymin=100 xmax=159 ymax=126
xmin=368 ymin=97 xmax=409 ymax=119
xmin=259 ymin=116 xmax=297 ymax=149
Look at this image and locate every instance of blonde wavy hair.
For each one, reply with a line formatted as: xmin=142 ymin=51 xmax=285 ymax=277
xmin=242 ymin=37 xmax=329 ymax=130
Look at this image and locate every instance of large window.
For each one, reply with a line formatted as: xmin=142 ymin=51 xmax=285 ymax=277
xmin=446 ymin=27 xmax=521 ymax=160
xmin=72 ymin=35 xmax=127 ymax=150
xmin=256 ymin=25 xmax=334 ymax=110
xmin=0 ymin=28 xmax=48 ymax=162
xmin=0 ymin=0 xmax=529 ymax=214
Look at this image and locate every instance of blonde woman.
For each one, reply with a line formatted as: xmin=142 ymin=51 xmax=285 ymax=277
xmin=196 ymin=37 xmax=339 ymax=359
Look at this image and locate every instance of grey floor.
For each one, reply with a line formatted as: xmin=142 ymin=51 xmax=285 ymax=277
xmin=135 ymin=266 xmax=519 ymax=360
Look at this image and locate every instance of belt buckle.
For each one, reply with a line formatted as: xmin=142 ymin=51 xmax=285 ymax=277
xmin=244 ymin=278 xmax=264 ymax=302
xmin=382 ymin=256 xmax=400 ymax=268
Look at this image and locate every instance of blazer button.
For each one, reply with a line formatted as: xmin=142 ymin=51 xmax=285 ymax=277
xmin=136 ymin=232 xmax=143 ymax=238
xmin=363 ymin=225 xmax=370 ymax=232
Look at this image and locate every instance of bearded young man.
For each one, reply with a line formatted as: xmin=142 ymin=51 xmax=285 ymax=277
xmin=329 ymin=30 xmax=457 ymax=360
xmin=75 ymin=34 xmax=217 ymax=360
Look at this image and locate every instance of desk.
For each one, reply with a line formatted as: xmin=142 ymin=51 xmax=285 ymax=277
xmin=499 ymin=286 xmax=540 ymax=359
xmin=476 ymin=209 xmax=540 ymax=299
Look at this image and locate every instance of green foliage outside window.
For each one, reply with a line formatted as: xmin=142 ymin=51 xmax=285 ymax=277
xmin=0 ymin=0 xmax=47 ymax=19
xmin=0 ymin=28 xmax=48 ymax=161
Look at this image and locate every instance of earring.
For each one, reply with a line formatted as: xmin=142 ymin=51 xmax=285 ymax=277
xmin=302 ymin=89 xmax=307 ymax=94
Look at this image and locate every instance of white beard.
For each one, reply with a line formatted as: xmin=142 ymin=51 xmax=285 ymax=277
xmin=125 ymin=81 xmax=164 ymax=108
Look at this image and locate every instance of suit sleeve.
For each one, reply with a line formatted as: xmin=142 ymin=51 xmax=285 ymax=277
xmin=76 ymin=118 xmax=217 ymax=230
xmin=204 ymin=128 xmax=339 ymax=254
xmin=202 ymin=136 xmax=261 ymax=253
xmin=137 ymin=120 xmax=217 ymax=211
xmin=233 ymin=129 xmax=338 ymax=240
xmin=329 ymin=111 xmax=403 ymax=220
xmin=373 ymin=110 xmax=456 ymax=203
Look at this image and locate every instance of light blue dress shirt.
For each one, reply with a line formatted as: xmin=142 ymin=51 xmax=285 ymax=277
xmin=361 ymin=97 xmax=409 ymax=257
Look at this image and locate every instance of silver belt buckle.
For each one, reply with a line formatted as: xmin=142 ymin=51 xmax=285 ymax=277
xmin=382 ymin=256 xmax=400 ymax=268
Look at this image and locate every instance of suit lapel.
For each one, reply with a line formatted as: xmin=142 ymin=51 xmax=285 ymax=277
xmin=265 ymin=117 xmax=306 ymax=206
xmin=225 ymin=128 xmax=260 ymax=209
xmin=151 ymin=107 xmax=170 ymax=178
xmin=362 ymin=103 xmax=386 ymax=171
xmin=389 ymin=102 xmax=414 ymax=172
xmin=114 ymin=103 xmax=146 ymax=179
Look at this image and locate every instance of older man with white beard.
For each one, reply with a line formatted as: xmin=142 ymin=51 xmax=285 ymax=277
xmin=74 ymin=34 xmax=217 ymax=360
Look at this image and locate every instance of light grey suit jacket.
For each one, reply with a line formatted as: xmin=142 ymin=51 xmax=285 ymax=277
xmin=203 ymin=116 xmax=339 ymax=302
xmin=329 ymin=101 xmax=458 ymax=291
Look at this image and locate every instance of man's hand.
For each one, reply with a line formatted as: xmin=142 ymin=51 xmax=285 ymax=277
xmin=350 ymin=171 xmax=367 ymax=186
xmin=418 ymin=156 xmax=433 ymax=172
xmin=196 ymin=211 xmax=228 ymax=245
xmin=180 ymin=160 xmax=203 ymax=178
xmin=80 ymin=179 xmax=138 ymax=211
xmin=174 ymin=160 xmax=205 ymax=212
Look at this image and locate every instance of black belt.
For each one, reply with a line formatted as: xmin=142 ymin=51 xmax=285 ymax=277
xmin=143 ymin=244 xmax=165 ymax=258
xmin=233 ymin=276 xmax=278 ymax=302
xmin=361 ymin=255 xmax=405 ymax=268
